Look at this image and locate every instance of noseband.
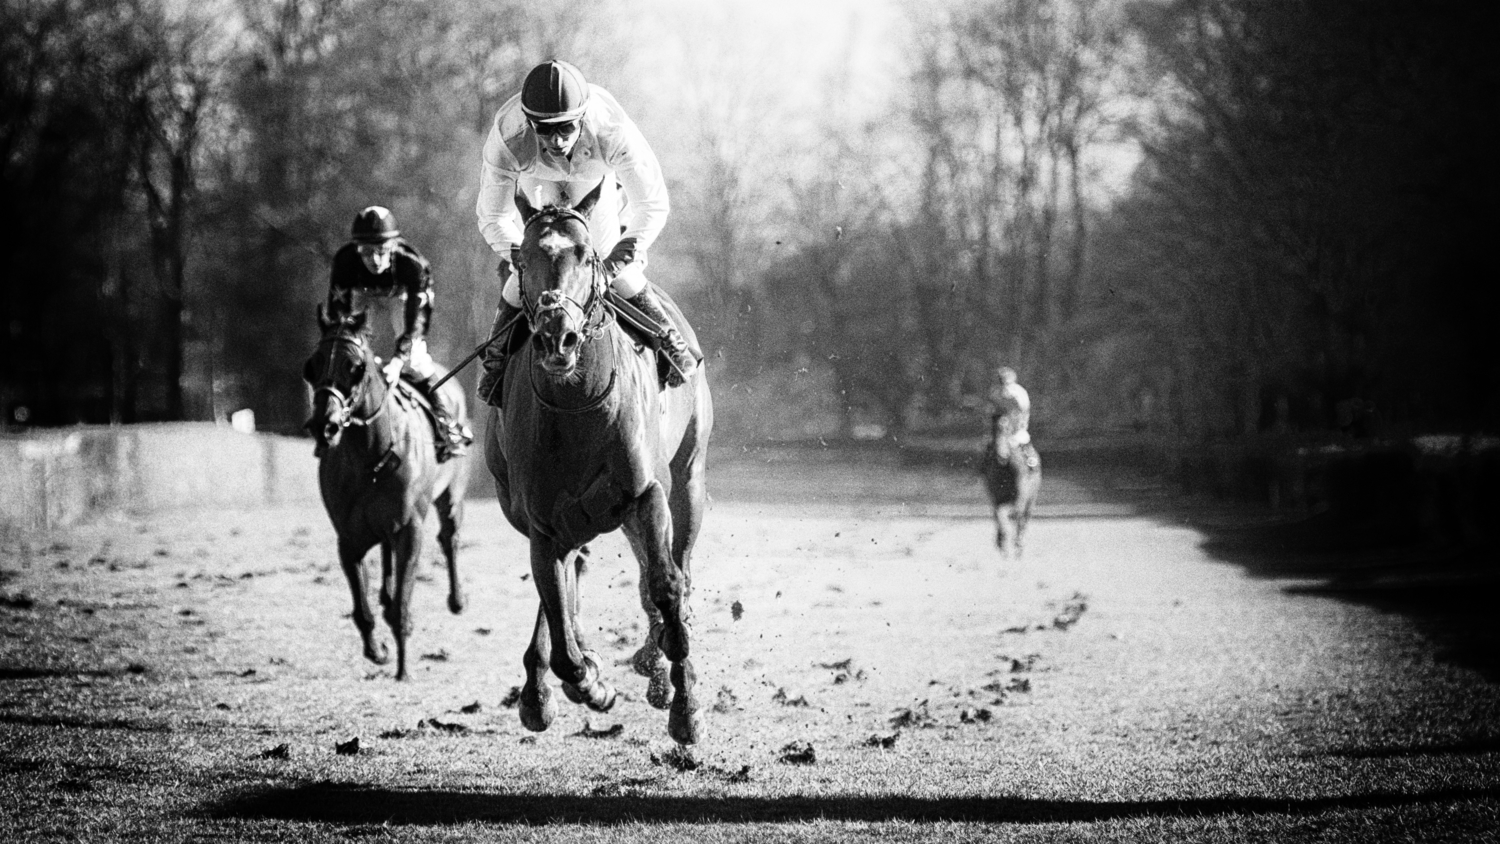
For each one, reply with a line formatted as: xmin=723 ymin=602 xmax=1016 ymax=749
xmin=311 ymin=333 xmax=389 ymax=432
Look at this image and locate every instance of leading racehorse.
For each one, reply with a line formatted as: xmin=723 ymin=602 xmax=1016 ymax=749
xmin=486 ymin=182 xmax=712 ymax=745
xmin=302 ymin=307 xmax=472 ymax=680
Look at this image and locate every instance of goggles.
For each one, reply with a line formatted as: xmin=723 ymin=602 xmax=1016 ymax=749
xmin=531 ymin=119 xmax=580 ymax=137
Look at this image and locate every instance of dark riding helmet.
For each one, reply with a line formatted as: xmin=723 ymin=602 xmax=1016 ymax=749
xmin=351 ymin=206 xmax=399 ymax=243
xmin=521 ymin=60 xmax=590 ymax=123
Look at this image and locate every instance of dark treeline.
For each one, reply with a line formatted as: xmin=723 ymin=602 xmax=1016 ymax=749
xmin=3 ymin=0 xmax=1494 ymax=442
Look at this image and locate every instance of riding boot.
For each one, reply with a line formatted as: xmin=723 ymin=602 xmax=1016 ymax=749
xmin=477 ymin=300 xmax=524 ymax=408
xmin=625 ymin=288 xmax=699 ymax=387
xmin=419 ymin=373 xmax=472 ymax=462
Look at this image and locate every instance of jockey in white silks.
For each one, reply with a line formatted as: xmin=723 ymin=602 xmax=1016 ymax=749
xmin=988 ymin=366 xmax=1039 ymax=468
xmin=473 ymin=59 xmax=698 ymax=406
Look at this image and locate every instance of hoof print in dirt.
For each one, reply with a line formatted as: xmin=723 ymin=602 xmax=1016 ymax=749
xmin=778 ymin=740 xmax=816 ymax=765
xmin=499 ymin=686 xmax=522 ymax=707
xmin=772 ymin=687 xmax=810 ymax=707
xmin=259 ymin=743 xmax=290 ymax=760
xmin=652 ymin=745 xmax=701 ymax=771
xmin=335 ymin=737 xmax=360 ymax=755
xmin=864 ymin=732 xmax=899 ymax=749
xmin=576 ymin=721 xmax=625 ymax=739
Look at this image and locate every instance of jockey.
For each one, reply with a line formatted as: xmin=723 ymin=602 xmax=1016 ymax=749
xmin=988 ymin=366 xmax=1039 ymax=468
xmin=327 ymin=205 xmax=472 ymax=461
xmin=473 ymin=59 xmax=698 ymax=406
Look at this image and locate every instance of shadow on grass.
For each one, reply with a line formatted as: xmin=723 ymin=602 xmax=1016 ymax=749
xmin=215 ymin=782 xmax=1500 ymax=826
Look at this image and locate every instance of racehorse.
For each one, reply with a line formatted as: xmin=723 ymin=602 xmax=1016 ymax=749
xmin=979 ymin=415 xmax=1041 ymax=558
xmin=302 ymin=307 xmax=472 ymax=680
xmin=486 ymin=182 xmax=712 ymax=745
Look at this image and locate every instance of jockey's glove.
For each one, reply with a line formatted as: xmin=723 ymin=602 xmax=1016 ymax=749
xmin=381 ymin=356 xmax=405 ymax=385
xmin=601 ymin=237 xmax=638 ymax=280
xmin=496 ymin=247 xmax=522 ymax=279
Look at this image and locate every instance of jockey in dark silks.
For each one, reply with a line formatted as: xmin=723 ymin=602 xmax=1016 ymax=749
xmin=473 ymin=59 xmax=699 ymax=406
xmin=988 ymin=366 xmax=1040 ymax=470
xmin=326 ymin=205 xmax=472 ymax=461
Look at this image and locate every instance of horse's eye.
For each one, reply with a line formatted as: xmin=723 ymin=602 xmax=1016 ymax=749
xmin=350 ymin=361 xmax=366 ymax=381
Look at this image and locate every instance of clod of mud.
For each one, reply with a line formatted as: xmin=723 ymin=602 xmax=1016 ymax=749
xmin=730 ymin=600 xmax=744 ymax=621
xmin=651 ymin=745 xmax=700 ymax=770
xmin=889 ymin=701 xmax=938 ymax=729
xmin=864 ymin=732 xmax=899 ymax=749
xmin=417 ymin=718 xmax=468 ymax=734
xmin=459 ymin=701 xmax=483 ymax=714
xmin=335 ymin=737 xmax=360 ymax=755
xmin=575 ymin=721 xmax=625 ymax=739
xmin=711 ymin=685 xmax=740 ymax=713
xmin=419 ymin=649 xmax=449 ymax=662
xmin=259 ymin=743 xmax=290 ymax=759
xmin=1052 ymin=593 xmax=1088 ymax=630
xmin=499 ymin=686 xmax=522 ymax=707
xmin=958 ymin=706 xmax=993 ymax=724
xmin=778 ymin=740 xmax=816 ymax=764
xmin=771 ymin=687 xmax=810 ymax=707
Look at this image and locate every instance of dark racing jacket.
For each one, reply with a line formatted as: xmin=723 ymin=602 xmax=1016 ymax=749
xmin=326 ymin=239 xmax=433 ymax=357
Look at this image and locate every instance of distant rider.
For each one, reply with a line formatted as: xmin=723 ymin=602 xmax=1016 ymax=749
xmin=988 ymin=366 xmax=1039 ymax=469
xmin=473 ymin=59 xmax=699 ymax=406
xmin=326 ymin=205 xmax=472 ymax=460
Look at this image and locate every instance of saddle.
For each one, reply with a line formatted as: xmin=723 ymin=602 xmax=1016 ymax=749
xmin=390 ymin=375 xmax=445 ymax=444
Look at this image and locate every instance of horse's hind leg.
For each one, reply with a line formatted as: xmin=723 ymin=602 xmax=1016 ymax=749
xmin=530 ymin=536 xmax=616 ymax=714
xmin=383 ymin=523 xmax=424 ymax=681
xmin=625 ymin=481 xmax=699 ymax=745
xmin=336 ymin=536 xmax=387 ymax=666
xmin=435 ymin=488 xmax=465 ymax=614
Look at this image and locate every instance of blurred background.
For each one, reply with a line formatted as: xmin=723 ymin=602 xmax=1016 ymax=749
xmin=2 ymin=0 xmax=1494 ymax=447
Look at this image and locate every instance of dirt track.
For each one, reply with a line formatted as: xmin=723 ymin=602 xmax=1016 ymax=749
xmin=2 ymin=449 xmax=1497 ymax=842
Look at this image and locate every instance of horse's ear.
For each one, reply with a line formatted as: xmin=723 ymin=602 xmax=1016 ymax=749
xmin=317 ymin=302 xmax=331 ymax=331
xmin=349 ymin=309 xmax=367 ymax=334
xmin=514 ymin=189 xmax=537 ymax=225
xmin=572 ymin=178 xmax=606 ymax=220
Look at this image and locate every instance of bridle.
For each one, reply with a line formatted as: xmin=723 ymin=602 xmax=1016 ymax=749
xmin=516 ymin=207 xmax=613 ymax=342
xmin=310 ymin=331 xmax=390 ymax=434
xmin=515 ymin=207 xmax=618 ymax=414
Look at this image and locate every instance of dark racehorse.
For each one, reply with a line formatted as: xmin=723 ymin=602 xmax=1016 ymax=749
xmin=302 ymin=307 xmax=472 ymax=680
xmin=486 ymin=183 xmax=712 ymax=745
xmin=979 ymin=416 xmax=1041 ymax=557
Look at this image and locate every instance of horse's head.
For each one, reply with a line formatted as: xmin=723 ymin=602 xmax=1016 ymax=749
xmin=515 ymin=181 xmax=607 ymax=378
xmin=302 ymin=306 xmax=377 ymax=453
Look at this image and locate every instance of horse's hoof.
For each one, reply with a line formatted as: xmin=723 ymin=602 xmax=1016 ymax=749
xmin=364 ymin=640 xmax=390 ymax=666
xmin=668 ymin=697 xmax=702 ymax=745
xmin=630 ymin=642 xmax=663 ymax=678
xmin=520 ymin=686 xmax=554 ymax=732
xmin=646 ymin=667 xmax=672 ymax=710
xmin=562 ymin=678 xmax=617 ymax=712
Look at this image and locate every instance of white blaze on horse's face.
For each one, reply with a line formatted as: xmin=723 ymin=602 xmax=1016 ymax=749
xmin=530 ymin=227 xmax=593 ymax=377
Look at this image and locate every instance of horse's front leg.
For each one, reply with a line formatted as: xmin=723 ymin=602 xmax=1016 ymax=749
xmin=519 ymin=604 xmax=555 ymax=731
xmin=530 ymin=534 xmax=616 ymax=713
xmin=383 ymin=523 xmax=424 ymax=681
xmin=624 ymin=482 xmax=699 ymax=744
xmin=336 ymin=535 xmax=387 ymax=666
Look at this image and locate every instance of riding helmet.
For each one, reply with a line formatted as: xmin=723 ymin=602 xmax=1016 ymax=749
xmin=521 ymin=60 xmax=590 ymax=123
xmin=351 ymin=206 xmax=399 ymax=243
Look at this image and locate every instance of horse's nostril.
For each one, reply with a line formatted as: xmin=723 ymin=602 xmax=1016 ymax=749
xmin=561 ymin=331 xmax=580 ymax=352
